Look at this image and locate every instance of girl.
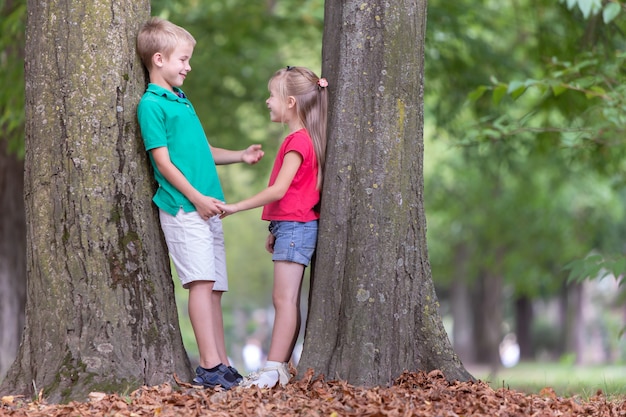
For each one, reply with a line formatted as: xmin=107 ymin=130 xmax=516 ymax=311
xmin=216 ymin=66 xmax=328 ymax=388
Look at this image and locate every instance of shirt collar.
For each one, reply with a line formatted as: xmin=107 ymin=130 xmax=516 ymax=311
xmin=146 ymin=83 xmax=188 ymax=101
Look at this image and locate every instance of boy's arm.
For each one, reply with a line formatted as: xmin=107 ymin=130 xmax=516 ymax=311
xmin=211 ymin=144 xmax=264 ymax=165
xmin=151 ymin=147 xmax=223 ymax=219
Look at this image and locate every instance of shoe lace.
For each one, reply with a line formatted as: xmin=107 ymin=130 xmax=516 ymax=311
xmin=244 ymin=364 xmax=289 ymax=384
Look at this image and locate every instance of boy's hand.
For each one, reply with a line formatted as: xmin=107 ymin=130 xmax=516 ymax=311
xmin=242 ymin=144 xmax=264 ymax=164
xmin=194 ymin=196 xmax=224 ymax=220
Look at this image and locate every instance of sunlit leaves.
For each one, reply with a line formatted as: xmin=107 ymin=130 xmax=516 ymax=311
xmin=565 ymin=254 xmax=626 ymax=285
xmin=603 ymin=2 xmax=622 ymax=23
xmin=560 ymin=0 xmax=604 ymax=19
xmin=559 ymin=0 xmax=622 ymax=23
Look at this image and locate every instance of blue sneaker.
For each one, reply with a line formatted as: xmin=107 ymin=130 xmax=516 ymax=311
xmin=228 ymin=365 xmax=244 ymax=383
xmin=192 ymin=364 xmax=240 ymax=390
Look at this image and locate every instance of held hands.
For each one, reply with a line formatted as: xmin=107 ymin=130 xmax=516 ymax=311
xmin=215 ymin=202 xmax=239 ymax=219
xmin=242 ymin=144 xmax=264 ymax=164
xmin=195 ymin=196 xmax=224 ymax=220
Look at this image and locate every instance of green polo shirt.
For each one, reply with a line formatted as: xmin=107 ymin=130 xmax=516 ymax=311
xmin=137 ymin=83 xmax=224 ymax=215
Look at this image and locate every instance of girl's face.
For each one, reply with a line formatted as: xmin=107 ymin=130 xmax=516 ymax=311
xmin=266 ymin=80 xmax=293 ymax=124
xmin=151 ymin=42 xmax=193 ymax=90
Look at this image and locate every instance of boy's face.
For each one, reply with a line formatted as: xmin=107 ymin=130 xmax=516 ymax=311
xmin=150 ymin=41 xmax=194 ymax=91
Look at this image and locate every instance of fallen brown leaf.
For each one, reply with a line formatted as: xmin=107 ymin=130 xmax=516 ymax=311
xmin=1 ymin=370 xmax=624 ymax=416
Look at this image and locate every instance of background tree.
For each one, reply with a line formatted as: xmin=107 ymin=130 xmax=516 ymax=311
xmin=0 ymin=0 xmax=193 ymax=402
xmin=423 ymin=0 xmax=626 ymax=369
xmin=0 ymin=0 xmax=26 ymax=381
xmin=298 ymin=0 xmax=473 ymax=386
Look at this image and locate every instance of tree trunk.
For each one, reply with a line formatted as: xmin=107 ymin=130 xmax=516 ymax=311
xmin=451 ymin=244 xmax=475 ymax=364
xmin=0 ymin=0 xmax=192 ymax=403
xmin=0 ymin=147 xmax=26 ymax=382
xmin=473 ymin=271 xmax=503 ymax=375
xmin=514 ymin=295 xmax=533 ymax=361
xmin=298 ymin=0 xmax=472 ymax=386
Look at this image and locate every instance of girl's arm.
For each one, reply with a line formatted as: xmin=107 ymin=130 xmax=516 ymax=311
xmin=151 ymin=147 xmax=222 ymax=219
xmin=211 ymin=144 xmax=264 ymax=165
xmin=216 ymin=151 xmax=302 ymax=217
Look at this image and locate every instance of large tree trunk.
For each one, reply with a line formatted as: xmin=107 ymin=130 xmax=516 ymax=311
xmin=298 ymin=0 xmax=472 ymax=386
xmin=0 ymin=0 xmax=192 ymax=403
xmin=0 ymin=147 xmax=26 ymax=382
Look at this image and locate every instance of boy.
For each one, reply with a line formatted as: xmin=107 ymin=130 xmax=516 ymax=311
xmin=136 ymin=17 xmax=263 ymax=390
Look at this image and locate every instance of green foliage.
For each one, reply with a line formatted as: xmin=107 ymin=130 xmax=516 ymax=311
xmin=565 ymin=254 xmax=626 ymax=285
xmin=559 ymin=0 xmax=621 ymax=22
xmin=467 ymin=52 xmax=626 ymax=177
xmin=425 ymin=0 xmax=626 ymax=306
xmin=0 ymin=0 xmax=26 ymax=157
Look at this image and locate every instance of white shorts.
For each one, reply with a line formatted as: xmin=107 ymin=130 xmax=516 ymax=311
xmin=159 ymin=208 xmax=228 ymax=290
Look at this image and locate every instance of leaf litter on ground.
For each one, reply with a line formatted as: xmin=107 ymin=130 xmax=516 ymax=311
xmin=1 ymin=368 xmax=625 ymax=416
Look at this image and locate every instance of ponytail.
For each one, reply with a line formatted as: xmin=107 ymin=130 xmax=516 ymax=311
xmin=270 ymin=66 xmax=328 ymax=190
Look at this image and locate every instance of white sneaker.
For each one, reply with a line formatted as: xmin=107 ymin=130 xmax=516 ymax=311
xmin=242 ymin=361 xmax=290 ymax=388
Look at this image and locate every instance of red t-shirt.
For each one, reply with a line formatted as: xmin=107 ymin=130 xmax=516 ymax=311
xmin=262 ymin=129 xmax=320 ymax=222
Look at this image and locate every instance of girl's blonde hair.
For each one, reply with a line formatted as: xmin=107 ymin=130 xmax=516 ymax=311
xmin=136 ymin=17 xmax=196 ymax=71
xmin=269 ymin=66 xmax=328 ymax=190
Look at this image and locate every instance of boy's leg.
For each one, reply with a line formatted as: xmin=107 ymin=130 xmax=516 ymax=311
xmin=206 ymin=216 xmax=243 ymax=381
xmin=189 ymin=281 xmax=241 ymax=389
xmin=188 ymin=281 xmax=222 ymax=369
xmin=211 ymin=290 xmax=229 ymax=365
xmin=159 ymin=210 xmax=240 ymax=389
xmin=207 ymin=216 xmax=232 ymax=366
xmin=266 ymin=260 xmax=305 ymax=363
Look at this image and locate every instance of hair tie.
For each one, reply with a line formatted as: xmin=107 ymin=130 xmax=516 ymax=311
xmin=317 ymin=78 xmax=328 ymax=88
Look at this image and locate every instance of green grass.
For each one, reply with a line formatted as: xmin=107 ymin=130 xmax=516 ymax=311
xmin=468 ymin=362 xmax=626 ymax=399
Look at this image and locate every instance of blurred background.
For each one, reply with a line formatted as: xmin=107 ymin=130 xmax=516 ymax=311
xmin=2 ymin=0 xmax=626 ymax=394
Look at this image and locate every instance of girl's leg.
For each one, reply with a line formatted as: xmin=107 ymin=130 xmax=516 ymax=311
xmin=188 ymin=280 xmax=222 ymax=369
xmin=266 ymin=260 xmax=305 ymax=363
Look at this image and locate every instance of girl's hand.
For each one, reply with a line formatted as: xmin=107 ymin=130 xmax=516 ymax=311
xmin=242 ymin=144 xmax=264 ymax=164
xmin=265 ymin=233 xmax=276 ymax=254
xmin=215 ymin=202 xmax=239 ymax=219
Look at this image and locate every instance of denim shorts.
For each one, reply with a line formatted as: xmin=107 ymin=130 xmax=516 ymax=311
xmin=269 ymin=220 xmax=318 ymax=266
xmin=159 ymin=209 xmax=228 ymax=290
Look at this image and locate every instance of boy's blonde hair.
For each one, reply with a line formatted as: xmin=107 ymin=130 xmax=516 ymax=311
xmin=136 ymin=17 xmax=196 ymax=71
xmin=270 ymin=66 xmax=328 ymax=190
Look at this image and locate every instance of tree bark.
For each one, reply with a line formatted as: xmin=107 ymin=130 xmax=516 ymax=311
xmin=0 ymin=0 xmax=192 ymax=403
xmin=298 ymin=0 xmax=473 ymax=386
xmin=0 ymin=146 xmax=26 ymax=382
